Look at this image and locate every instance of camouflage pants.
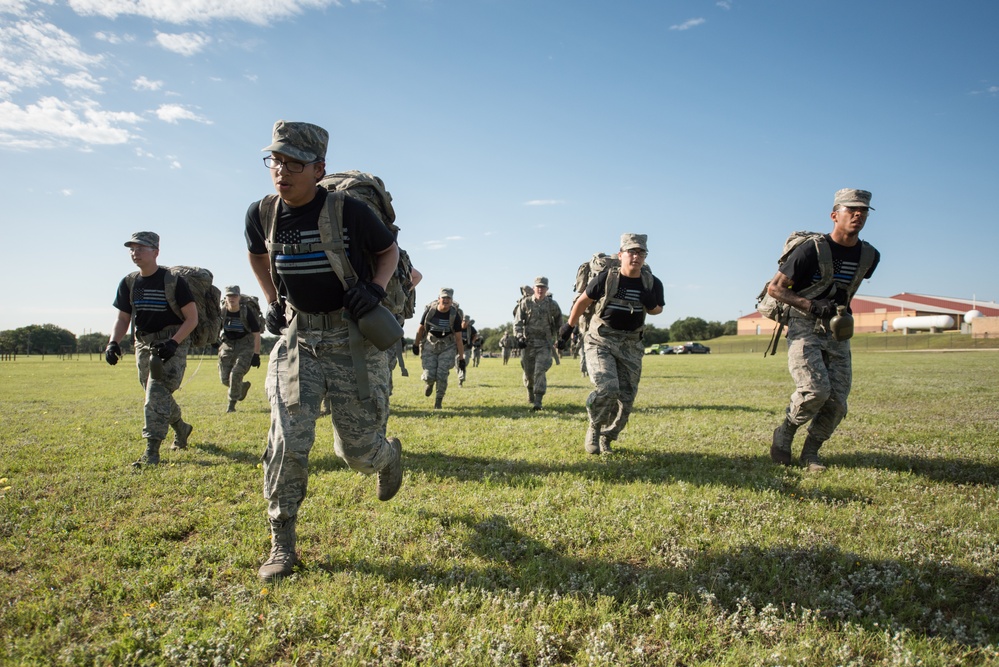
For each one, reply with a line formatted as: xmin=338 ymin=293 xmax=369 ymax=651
xmin=421 ymin=335 xmax=456 ymax=398
xmin=263 ymin=325 xmax=394 ymax=522
xmin=134 ymin=329 xmax=188 ymax=441
xmin=472 ymin=347 xmax=481 ymax=367
xmin=501 ymin=347 xmax=511 ymax=365
xmin=218 ymin=335 xmax=254 ymax=402
xmin=584 ymin=325 xmax=644 ymax=442
xmin=521 ymin=340 xmax=553 ymax=397
xmin=784 ymin=317 xmax=852 ymax=442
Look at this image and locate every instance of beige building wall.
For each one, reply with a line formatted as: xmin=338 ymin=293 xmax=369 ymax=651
xmin=970 ymin=317 xmax=999 ymax=338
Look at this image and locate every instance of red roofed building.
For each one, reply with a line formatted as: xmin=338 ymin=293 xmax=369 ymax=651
xmin=738 ymin=294 xmax=999 ymax=336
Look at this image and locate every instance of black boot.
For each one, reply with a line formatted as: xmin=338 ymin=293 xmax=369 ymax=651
xmin=770 ymin=418 xmax=797 ymax=465
xmin=133 ymin=438 xmax=161 ymax=468
xmin=258 ymin=517 xmax=299 ymax=581
xmin=800 ymin=436 xmax=827 ymax=472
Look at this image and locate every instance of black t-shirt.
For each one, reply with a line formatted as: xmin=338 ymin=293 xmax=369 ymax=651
xmin=586 ymin=270 xmax=665 ymax=332
xmin=425 ymin=308 xmax=458 ymax=339
xmin=222 ymin=307 xmax=261 ymax=340
xmin=245 ymin=188 xmax=396 ymax=313
xmin=779 ymin=234 xmax=881 ymax=303
xmin=113 ymin=267 xmax=195 ymax=334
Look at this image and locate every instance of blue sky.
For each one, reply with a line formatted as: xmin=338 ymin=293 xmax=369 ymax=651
xmin=2 ymin=0 xmax=997 ymax=340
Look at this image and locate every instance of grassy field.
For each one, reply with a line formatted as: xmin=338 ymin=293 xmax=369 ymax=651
xmin=1 ymin=348 xmax=997 ymax=666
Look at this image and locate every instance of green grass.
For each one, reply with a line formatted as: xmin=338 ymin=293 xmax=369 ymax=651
xmin=1 ymin=350 xmax=998 ymax=665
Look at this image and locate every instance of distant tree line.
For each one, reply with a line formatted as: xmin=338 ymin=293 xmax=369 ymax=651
xmin=471 ymin=316 xmax=737 ymax=354
xmin=1 ymin=315 xmax=737 ymax=357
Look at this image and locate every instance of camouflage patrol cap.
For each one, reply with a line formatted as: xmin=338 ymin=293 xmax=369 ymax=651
xmin=262 ymin=120 xmax=329 ymax=163
xmin=463 ymin=315 xmax=471 ymax=321
xmin=620 ymin=233 xmax=648 ymax=252
xmin=124 ymin=231 xmax=159 ymax=249
xmin=440 ymin=288 xmax=454 ymax=298
xmin=225 ymin=285 xmax=240 ymax=296
xmin=534 ymin=276 xmax=549 ymax=287
xmin=833 ymin=188 xmax=875 ymax=211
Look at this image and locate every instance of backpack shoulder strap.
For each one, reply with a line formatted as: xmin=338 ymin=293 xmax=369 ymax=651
xmin=316 ymin=191 xmax=354 ymax=290
xmin=162 ymin=269 xmax=182 ymax=319
xmin=797 ymin=235 xmax=835 ymax=300
xmin=844 ymin=241 xmax=877 ymax=301
xmin=421 ymin=301 xmax=437 ymax=329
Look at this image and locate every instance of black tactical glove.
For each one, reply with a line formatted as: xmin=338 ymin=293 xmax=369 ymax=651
xmin=344 ymin=282 xmax=387 ymax=319
xmin=105 ymin=342 xmax=121 ymax=366
xmin=412 ymin=342 xmax=420 ymax=356
xmin=458 ymin=357 xmax=467 ymax=372
xmin=517 ymin=336 xmax=527 ymax=349
xmin=211 ymin=341 xmax=221 ymax=352
xmin=154 ymin=339 xmax=179 ymax=362
xmin=558 ymin=323 xmax=574 ymax=343
xmin=251 ymin=353 xmax=261 ymax=368
xmin=266 ymin=300 xmax=286 ymax=335
xmin=808 ymin=298 xmax=837 ymax=320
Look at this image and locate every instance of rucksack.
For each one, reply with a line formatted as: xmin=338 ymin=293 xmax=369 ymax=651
xmin=756 ymin=231 xmax=876 ymax=355
xmin=219 ymin=293 xmax=263 ymax=334
xmin=319 ymin=171 xmax=416 ymax=320
xmin=127 ymin=266 xmax=222 ymax=348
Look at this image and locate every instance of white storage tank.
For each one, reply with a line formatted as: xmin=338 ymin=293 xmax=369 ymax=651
xmin=892 ymin=315 xmax=955 ymax=333
xmin=964 ymin=309 xmax=984 ymax=324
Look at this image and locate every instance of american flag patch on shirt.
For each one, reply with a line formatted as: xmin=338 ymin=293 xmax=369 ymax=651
xmin=133 ymin=287 xmax=170 ymax=313
xmin=274 ymin=228 xmax=334 ymax=276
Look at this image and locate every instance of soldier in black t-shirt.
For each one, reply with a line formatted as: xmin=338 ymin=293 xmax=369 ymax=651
xmin=412 ymin=288 xmax=465 ymax=408
xmin=564 ymin=234 xmax=664 ymax=455
xmin=765 ymin=188 xmax=881 ymax=471
xmin=246 ymin=120 xmax=404 ymax=582
xmin=217 ymin=285 xmax=262 ymax=413
xmin=106 ymin=231 xmax=198 ymax=468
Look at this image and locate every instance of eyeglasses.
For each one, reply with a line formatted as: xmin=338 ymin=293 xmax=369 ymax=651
xmin=263 ymin=156 xmax=318 ymax=174
xmin=625 ymin=248 xmax=648 ymax=258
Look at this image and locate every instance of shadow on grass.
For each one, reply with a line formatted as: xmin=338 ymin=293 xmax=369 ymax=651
xmin=307 ymin=449 xmax=877 ymax=502
xmin=314 ymin=512 xmax=999 ymax=649
xmin=828 ymin=452 xmax=999 ymax=487
xmin=193 ymin=442 xmax=261 ymax=465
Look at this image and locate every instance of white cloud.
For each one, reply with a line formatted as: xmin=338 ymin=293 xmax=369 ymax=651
xmin=670 ymin=18 xmax=706 ymax=31
xmin=0 ymin=0 xmax=31 ymax=16
xmin=67 ymin=0 xmax=363 ymax=27
xmin=422 ymin=240 xmax=447 ymax=250
xmin=155 ymin=31 xmax=211 ymax=56
xmin=716 ymin=1 xmax=731 ymax=9
xmin=169 ymin=159 xmax=181 ymax=169
xmin=61 ymin=71 xmax=103 ymax=92
xmin=154 ymin=103 xmax=212 ymax=124
xmin=61 ymin=189 xmax=72 ymax=196
xmin=445 ymin=235 xmax=463 ymax=241
xmin=523 ymin=199 xmax=565 ymax=206
xmin=0 ymin=97 xmax=141 ymax=148
xmin=0 ymin=19 xmax=104 ymax=97
xmin=133 ymin=76 xmax=163 ymax=91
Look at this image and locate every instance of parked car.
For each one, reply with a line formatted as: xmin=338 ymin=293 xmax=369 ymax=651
xmin=658 ymin=345 xmax=675 ymax=355
xmin=644 ymin=343 xmax=672 ymax=355
xmin=674 ymin=342 xmax=711 ymax=354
